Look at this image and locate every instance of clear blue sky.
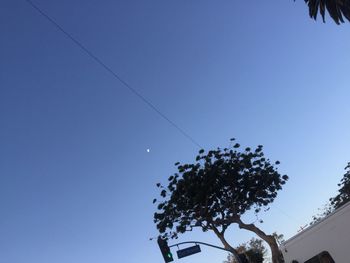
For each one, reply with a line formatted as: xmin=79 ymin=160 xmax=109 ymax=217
xmin=1 ymin=0 xmax=350 ymax=262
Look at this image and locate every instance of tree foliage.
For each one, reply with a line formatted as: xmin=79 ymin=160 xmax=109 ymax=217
xmin=303 ymin=0 xmax=350 ymax=24
xmin=272 ymin=232 xmax=285 ymax=246
xmin=153 ymin=139 xmax=288 ymax=263
xmin=311 ymin=162 xmax=350 ymax=224
xmin=224 ymin=238 xmax=267 ymax=263
xmin=311 ymin=203 xmax=333 ymax=224
xmin=330 ymin=162 xmax=350 ymax=209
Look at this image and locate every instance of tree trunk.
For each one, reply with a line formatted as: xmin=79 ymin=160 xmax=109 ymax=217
xmin=211 ymin=226 xmax=243 ymax=263
xmin=234 ymin=217 xmax=284 ymax=263
xmin=266 ymin=237 xmax=283 ymax=263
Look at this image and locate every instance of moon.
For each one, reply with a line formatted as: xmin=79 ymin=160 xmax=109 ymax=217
xmin=146 ymin=149 xmax=150 ymax=153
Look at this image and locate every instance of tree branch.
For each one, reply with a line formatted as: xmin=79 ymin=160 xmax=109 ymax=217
xmin=211 ymin=225 xmax=236 ymax=253
xmin=210 ymin=225 xmax=242 ymax=263
xmin=233 ymin=217 xmax=282 ymax=263
xmin=234 ymin=217 xmax=271 ymax=241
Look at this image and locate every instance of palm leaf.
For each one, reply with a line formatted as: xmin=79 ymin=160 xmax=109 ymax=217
xmin=304 ymin=0 xmax=350 ymax=24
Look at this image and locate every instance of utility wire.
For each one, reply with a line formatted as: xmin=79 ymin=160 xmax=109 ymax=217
xmin=25 ymin=1 xmax=309 ymax=238
xmin=274 ymin=206 xmax=306 ymax=227
xmin=25 ymin=0 xmax=203 ymax=149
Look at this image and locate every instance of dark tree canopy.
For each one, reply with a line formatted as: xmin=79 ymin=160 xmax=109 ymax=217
xmin=330 ymin=162 xmax=350 ymax=209
xmin=311 ymin=162 xmax=350 ymax=224
xmin=224 ymin=238 xmax=267 ymax=263
xmin=153 ymin=139 xmax=288 ymax=263
xmin=304 ymin=0 xmax=350 ymax=24
xmin=154 ymin=141 xmax=288 ymax=239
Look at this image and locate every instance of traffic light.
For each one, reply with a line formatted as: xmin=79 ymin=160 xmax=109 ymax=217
xmin=157 ymin=237 xmax=174 ymax=262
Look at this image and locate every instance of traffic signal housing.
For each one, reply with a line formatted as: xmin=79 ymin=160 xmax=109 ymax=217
xmin=157 ymin=237 xmax=174 ymax=262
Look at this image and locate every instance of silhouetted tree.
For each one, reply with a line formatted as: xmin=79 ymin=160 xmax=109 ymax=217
xmin=224 ymin=238 xmax=267 ymax=263
xmin=153 ymin=139 xmax=288 ymax=263
xmin=311 ymin=162 xmax=350 ymax=224
xmin=245 ymin=238 xmax=267 ymax=263
xmin=330 ymin=162 xmax=350 ymax=209
xmin=304 ymin=0 xmax=350 ymax=24
xmin=310 ymin=203 xmax=333 ymax=224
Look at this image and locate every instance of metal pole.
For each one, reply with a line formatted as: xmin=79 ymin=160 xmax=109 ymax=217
xmin=169 ymin=241 xmax=242 ymax=263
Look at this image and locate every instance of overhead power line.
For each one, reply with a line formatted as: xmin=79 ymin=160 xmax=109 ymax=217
xmin=25 ymin=0 xmax=203 ymax=149
xmin=25 ymin=1 xmax=308 ymax=234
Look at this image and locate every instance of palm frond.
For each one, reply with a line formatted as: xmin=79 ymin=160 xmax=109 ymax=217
xmin=304 ymin=0 xmax=350 ymax=24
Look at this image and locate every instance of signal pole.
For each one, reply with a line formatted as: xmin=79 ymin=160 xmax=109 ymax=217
xmin=157 ymin=239 xmax=243 ymax=263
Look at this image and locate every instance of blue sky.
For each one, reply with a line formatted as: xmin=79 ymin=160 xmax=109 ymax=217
xmin=1 ymin=0 xmax=350 ymax=262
